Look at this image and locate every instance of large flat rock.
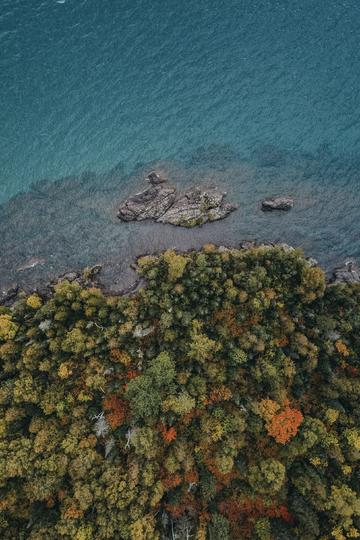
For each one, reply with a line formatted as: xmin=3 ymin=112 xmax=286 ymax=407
xmin=157 ymin=186 xmax=237 ymax=227
xmin=118 ymin=175 xmax=237 ymax=227
xmin=118 ymin=184 xmax=177 ymax=221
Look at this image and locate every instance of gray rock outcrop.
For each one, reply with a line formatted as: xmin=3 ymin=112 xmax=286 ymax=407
xmin=147 ymin=171 xmax=168 ymax=185
xmin=331 ymin=259 xmax=360 ymax=284
xmin=117 ymin=174 xmax=237 ymax=227
xmin=117 ymin=184 xmax=176 ymax=221
xmin=261 ymin=196 xmax=294 ymax=211
xmin=157 ymin=186 xmax=237 ymax=227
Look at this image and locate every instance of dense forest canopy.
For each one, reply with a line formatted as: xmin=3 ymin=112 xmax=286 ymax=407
xmin=0 ymin=245 xmax=360 ymax=540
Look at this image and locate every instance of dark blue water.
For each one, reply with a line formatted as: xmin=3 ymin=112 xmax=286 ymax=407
xmin=1 ymin=0 xmax=360 ymax=294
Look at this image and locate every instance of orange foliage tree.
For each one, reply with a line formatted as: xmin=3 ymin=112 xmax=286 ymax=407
xmin=162 ymin=473 xmax=182 ymax=490
xmin=267 ymin=406 xmax=303 ymax=444
xmin=335 ymin=339 xmax=350 ymax=357
xmin=160 ymin=425 xmax=177 ymax=444
xmin=103 ymin=394 xmax=128 ymax=429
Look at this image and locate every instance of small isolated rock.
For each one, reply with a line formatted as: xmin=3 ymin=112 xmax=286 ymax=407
xmin=118 ymin=184 xmax=177 ymax=221
xmin=147 ymin=171 xmax=168 ymax=185
xmin=261 ymin=197 xmax=294 ymax=211
xmin=332 ymin=259 xmax=360 ymax=284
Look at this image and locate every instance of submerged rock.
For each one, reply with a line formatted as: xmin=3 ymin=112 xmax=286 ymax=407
xmin=157 ymin=186 xmax=237 ymax=227
xmin=147 ymin=171 xmax=168 ymax=185
xmin=331 ymin=259 xmax=360 ymax=284
xmin=117 ymin=176 xmax=237 ymax=227
xmin=17 ymin=257 xmax=46 ymax=272
xmin=261 ymin=196 xmax=294 ymax=211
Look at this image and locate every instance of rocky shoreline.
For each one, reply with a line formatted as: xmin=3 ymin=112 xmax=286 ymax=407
xmin=1 ymin=242 xmax=358 ymax=307
xmin=1 ymin=152 xmax=359 ymax=307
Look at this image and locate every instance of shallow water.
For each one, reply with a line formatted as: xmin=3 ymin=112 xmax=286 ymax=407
xmin=1 ymin=146 xmax=359 ymax=297
xmin=0 ymin=1 xmax=359 ymax=294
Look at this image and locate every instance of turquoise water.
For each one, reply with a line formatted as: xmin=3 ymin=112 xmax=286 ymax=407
xmin=1 ymin=0 xmax=360 ymax=293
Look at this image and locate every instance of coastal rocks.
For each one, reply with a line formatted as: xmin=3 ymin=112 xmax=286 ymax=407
xmin=331 ymin=259 xmax=360 ymax=284
xmin=157 ymin=186 xmax=237 ymax=227
xmin=59 ymin=271 xmax=79 ymax=282
xmin=117 ymin=184 xmax=176 ymax=221
xmin=0 ymin=285 xmax=19 ymax=306
xmin=83 ymin=264 xmax=102 ymax=282
xmin=117 ymin=173 xmax=237 ymax=227
xmin=36 ymin=265 xmax=104 ymax=301
xmin=147 ymin=171 xmax=167 ymax=185
xmin=239 ymin=240 xmax=256 ymax=250
xmin=261 ymin=196 xmax=294 ymax=211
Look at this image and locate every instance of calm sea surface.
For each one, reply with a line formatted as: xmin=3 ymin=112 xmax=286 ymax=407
xmin=1 ymin=0 xmax=360 ymax=293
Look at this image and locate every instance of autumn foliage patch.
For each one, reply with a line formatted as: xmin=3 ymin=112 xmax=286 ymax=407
xmin=0 ymin=246 xmax=359 ymax=539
